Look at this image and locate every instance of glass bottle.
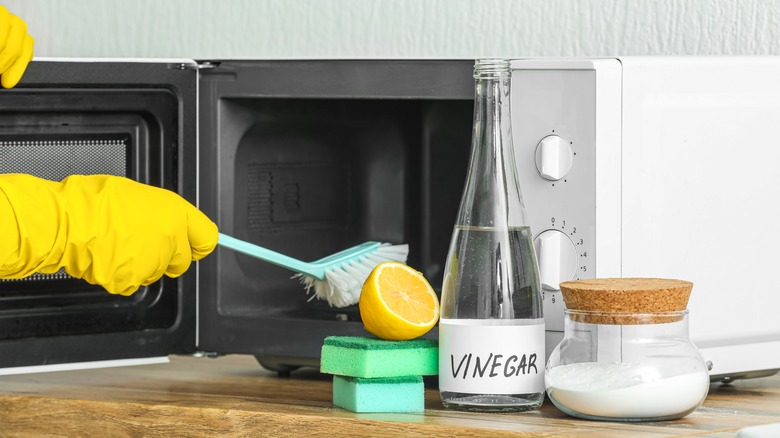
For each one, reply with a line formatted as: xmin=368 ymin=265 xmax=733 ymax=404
xmin=438 ymin=59 xmax=545 ymax=412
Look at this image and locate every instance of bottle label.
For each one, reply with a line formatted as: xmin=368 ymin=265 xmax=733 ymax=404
xmin=439 ymin=319 xmax=545 ymax=395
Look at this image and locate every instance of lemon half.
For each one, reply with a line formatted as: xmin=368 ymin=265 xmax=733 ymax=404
xmin=359 ymin=262 xmax=439 ymax=341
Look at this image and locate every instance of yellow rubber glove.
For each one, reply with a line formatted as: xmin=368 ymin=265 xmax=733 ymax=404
xmin=0 ymin=5 xmax=34 ymax=88
xmin=0 ymin=174 xmax=218 ymax=295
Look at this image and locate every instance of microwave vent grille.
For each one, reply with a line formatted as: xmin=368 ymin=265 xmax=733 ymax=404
xmin=0 ymin=137 xmax=128 ymax=182
xmin=0 ymin=134 xmax=129 ymax=284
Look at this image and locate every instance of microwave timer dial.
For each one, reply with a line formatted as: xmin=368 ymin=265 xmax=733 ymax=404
xmin=534 ymin=135 xmax=573 ymax=181
xmin=534 ymin=229 xmax=578 ymax=291
xmin=534 ymin=227 xmax=580 ymax=332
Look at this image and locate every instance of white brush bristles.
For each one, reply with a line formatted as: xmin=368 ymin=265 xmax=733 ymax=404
xmin=294 ymin=243 xmax=409 ymax=308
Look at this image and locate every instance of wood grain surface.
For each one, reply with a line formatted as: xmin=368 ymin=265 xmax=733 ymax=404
xmin=0 ymin=354 xmax=778 ymax=437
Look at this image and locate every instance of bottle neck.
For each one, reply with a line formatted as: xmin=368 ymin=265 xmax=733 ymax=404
xmin=456 ymin=69 xmax=528 ymax=228
xmin=474 ymin=76 xmax=512 ymax=161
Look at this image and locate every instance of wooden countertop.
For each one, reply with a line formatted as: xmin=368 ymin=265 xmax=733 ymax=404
xmin=0 ymin=355 xmax=779 ymax=437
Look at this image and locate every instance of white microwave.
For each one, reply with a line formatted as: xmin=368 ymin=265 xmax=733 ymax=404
xmin=512 ymin=57 xmax=780 ymax=379
xmin=1 ymin=57 xmax=777 ymax=381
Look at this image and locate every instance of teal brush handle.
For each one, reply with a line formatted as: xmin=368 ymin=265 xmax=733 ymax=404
xmin=217 ymin=233 xmax=383 ymax=281
xmin=218 ymin=233 xmax=324 ymax=279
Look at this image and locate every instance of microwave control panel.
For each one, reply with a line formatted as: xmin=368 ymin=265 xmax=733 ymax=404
xmin=510 ymin=68 xmax=597 ymax=343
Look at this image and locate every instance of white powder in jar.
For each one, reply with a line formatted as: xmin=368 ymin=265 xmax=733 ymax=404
xmin=545 ymin=362 xmax=710 ymax=419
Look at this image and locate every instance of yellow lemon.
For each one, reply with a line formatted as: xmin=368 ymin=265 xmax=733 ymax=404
xmin=359 ymin=262 xmax=440 ymax=341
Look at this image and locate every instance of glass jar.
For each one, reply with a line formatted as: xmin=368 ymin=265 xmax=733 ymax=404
xmin=546 ymin=278 xmax=710 ymax=421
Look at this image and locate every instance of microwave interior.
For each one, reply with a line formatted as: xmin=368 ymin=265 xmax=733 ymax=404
xmin=196 ymin=61 xmax=474 ymax=371
xmin=0 ymin=60 xmax=474 ymax=372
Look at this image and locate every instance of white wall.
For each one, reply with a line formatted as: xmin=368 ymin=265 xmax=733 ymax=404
xmin=6 ymin=0 xmax=780 ymax=59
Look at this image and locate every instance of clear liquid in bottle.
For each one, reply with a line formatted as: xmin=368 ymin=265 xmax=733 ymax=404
xmin=439 ymin=226 xmax=544 ymax=412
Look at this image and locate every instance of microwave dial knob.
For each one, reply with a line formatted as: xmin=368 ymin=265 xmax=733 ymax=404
xmin=534 ymin=135 xmax=573 ymax=181
xmin=534 ymin=229 xmax=578 ymax=291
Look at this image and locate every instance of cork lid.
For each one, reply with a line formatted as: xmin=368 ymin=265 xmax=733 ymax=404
xmin=558 ymin=278 xmax=693 ymax=324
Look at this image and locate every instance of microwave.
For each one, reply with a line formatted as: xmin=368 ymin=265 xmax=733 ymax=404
xmin=1 ymin=57 xmax=778 ymax=381
xmin=514 ymin=57 xmax=780 ymax=380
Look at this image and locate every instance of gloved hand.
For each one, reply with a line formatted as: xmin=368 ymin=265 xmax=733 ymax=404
xmin=0 ymin=5 xmax=34 ymax=88
xmin=0 ymin=174 xmax=218 ymax=295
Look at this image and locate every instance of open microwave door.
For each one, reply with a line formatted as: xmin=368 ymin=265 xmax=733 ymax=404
xmin=0 ymin=59 xmax=198 ymax=373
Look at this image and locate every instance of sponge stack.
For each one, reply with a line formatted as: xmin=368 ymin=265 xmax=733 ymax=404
xmin=320 ymin=336 xmax=438 ymax=413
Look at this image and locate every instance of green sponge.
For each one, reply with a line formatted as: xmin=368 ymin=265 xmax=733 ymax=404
xmin=320 ymin=336 xmax=438 ymax=378
xmin=333 ymin=375 xmax=424 ymax=413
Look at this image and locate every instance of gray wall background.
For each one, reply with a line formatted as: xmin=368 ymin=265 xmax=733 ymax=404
xmin=6 ymin=0 xmax=780 ymax=59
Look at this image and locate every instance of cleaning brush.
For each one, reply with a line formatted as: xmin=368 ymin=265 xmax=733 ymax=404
xmin=217 ymin=233 xmax=409 ymax=308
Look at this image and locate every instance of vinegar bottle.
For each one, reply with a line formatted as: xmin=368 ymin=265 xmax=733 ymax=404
xmin=438 ymin=59 xmax=545 ymax=412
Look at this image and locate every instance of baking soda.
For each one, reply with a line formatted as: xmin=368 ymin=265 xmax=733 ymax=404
xmin=546 ymin=362 xmax=709 ymax=419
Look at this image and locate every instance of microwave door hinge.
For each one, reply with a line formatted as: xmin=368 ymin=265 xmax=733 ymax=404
xmin=191 ymin=351 xmax=220 ymax=359
xmin=171 ymin=61 xmax=219 ymax=70
xmin=173 ymin=62 xmax=219 ymax=71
